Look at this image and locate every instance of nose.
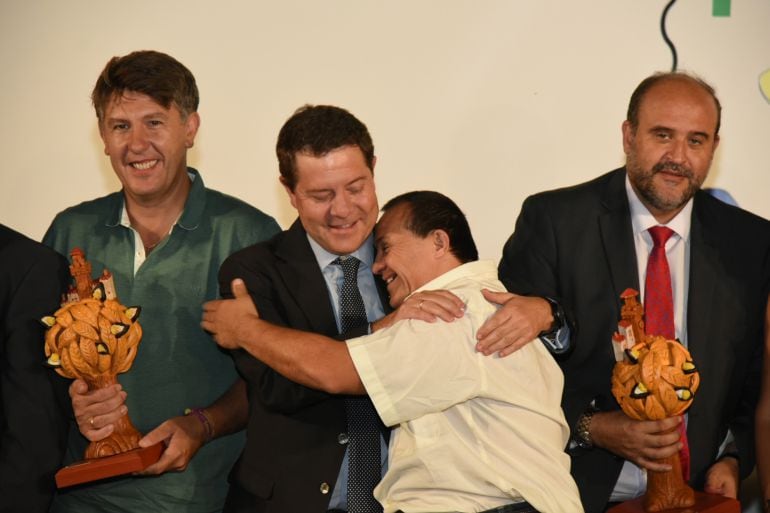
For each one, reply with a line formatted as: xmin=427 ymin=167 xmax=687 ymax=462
xmin=128 ymin=125 xmax=150 ymax=153
xmin=329 ymin=192 xmax=352 ymax=218
xmin=666 ymin=138 xmax=687 ymax=163
xmin=372 ymin=253 xmax=384 ymax=275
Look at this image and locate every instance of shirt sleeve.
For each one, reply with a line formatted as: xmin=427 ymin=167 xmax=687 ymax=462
xmin=347 ymin=313 xmax=485 ymax=427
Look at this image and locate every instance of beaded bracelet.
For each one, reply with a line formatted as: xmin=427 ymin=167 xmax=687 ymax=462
xmin=184 ymin=407 xmax=214 ymax=442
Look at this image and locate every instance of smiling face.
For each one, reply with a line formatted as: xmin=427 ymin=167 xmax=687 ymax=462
xmin=100 ymin=91 xmax=199 ymax=205
xmin=372 ymin=204 xmax=445 ymax=307
xmin=623 ymin=77 xmax=719 ymax=223
xmin=285 ymin=145 xmax=378 ymax=255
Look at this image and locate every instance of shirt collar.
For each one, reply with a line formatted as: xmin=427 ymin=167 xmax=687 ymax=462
xmin=113 ymin=168 xmax=202 ymax=231
xmin=625 ymin=173 xmax=692 ymax=242
xmin=307 ymin=232 xmax=376 ymax=271
xmin=411 ymin=260 xmax=498 ymax=296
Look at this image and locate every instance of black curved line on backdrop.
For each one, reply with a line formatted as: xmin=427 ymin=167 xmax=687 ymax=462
xmin=661 ymin=0 xmax=679 ymax=71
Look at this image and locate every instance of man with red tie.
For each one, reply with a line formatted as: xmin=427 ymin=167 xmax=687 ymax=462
xmin=497 ymin=72 xmax=770 ymax=513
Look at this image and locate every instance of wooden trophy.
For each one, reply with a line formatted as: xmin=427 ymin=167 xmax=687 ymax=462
xmin=607 ymin=289 xmax=738 ymax=513
xmin=42 ymin=248 xmax=162 ymax=488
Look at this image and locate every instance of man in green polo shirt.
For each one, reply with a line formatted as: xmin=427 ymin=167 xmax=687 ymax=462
xmin=43 ymin=50 xmax=280 ymax=513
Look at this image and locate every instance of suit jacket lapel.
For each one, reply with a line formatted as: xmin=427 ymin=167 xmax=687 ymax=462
xmin=598 ymin=168 xmax=640 ymax=309
xmin=275 ymin=219 xmax=339 ymax=336
xmin=687 ymin=196 xmax=719 ymax=364
xmin=685 ymin=194 xmax=725 ymax=440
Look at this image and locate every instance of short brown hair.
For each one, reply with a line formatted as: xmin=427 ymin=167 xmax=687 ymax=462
xmin=92 ymin=50 xmax=199 ymax=123
xmin=276 ymin=105 xmax=375 ymax=191
xmin=626 ymin=71 xmax=721 ymax=136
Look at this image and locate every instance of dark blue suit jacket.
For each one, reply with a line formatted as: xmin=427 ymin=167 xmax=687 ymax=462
xmin=0 ymin=224 xmax=70 ymax=513
xmin=498 ymin=168 xmax=770 ymax=513
xmin=218 ymin=219 xmax=389 ymax=513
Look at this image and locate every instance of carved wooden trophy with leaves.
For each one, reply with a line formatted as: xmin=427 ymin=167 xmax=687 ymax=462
xmin=607 ymin=289 xmax=738 ymax=513
xmin=42 ymin=248 xmax=161 ymax=487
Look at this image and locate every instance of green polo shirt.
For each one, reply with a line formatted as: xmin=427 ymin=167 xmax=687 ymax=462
xmin=43 ymin=169 xmax=280 ymax=513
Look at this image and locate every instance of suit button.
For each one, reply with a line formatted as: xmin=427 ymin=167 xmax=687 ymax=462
xmin=320 ymin=482 xmax=330 ymax=494
xmin=337 ymin=433 xmax=349 ymax=445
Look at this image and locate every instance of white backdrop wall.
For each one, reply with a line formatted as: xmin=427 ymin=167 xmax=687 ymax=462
xmin=1 ymin=0 xmax=769 ymax=261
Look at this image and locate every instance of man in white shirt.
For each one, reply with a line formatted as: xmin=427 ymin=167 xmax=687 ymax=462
xmin=203 ymin=190 xmax=583 ymax=513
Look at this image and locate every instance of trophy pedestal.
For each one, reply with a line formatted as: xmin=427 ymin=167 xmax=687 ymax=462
xmin=55 ymin=442 xmax=163 ymax=488
xmin=607 ymin=492 xmax=740 ymax=513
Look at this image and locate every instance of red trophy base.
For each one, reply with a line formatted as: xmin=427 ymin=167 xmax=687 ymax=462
xmin=607 ymin=492 xmax=740 ymax=513
xmin=55 ymin=442 xmax=163 ymax=488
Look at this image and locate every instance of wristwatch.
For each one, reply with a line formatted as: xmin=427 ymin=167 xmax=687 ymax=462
xmin=539 ymin=296 xmax=565 ymax=337
xmin=574 ymin=408 xmax=597 ymax=449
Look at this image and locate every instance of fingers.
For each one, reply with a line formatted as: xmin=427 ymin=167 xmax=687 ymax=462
xmin=637 ymin=458 xmax=674 ymax=473
xmin=231 ymin=278 xmax=248 ymax=298
xmin=201 ymin=300 xmax=217 ymax=314
xmin=139 ymin=450 xmax=175 ymax=475
xmin=200 ymin=312 xmax=214 ymax=332
xmin=591 ymin=411 xmax=681 ymax=467
xmin=704 ymin=459 xmax=739 ymax=498
xmin=476 ymin=296 xmax=542 ymax=356
xmin=496 ymin=337 xmax=532 ymax=357
xmin=83 ymin=422 xmax=115 ymax=442
xmin=69 ymin=379 xmax=88 ymax=397
xmin=137 ymin=416 xmax=205 ymax=475
xmin=480 ymin=288 xmax=515 ymax=306
xmin=71 ymin=382 xmax=127 ymax=441
xmin=139 ymin=423 xmax=170 ymax=449
xmin=414 ymin=290 xmax=465 ymax=321
xmin=475 ymin=307 xmax=507 ymax=342
xmin=652 ymin=415 xmax=684 ymax=433
xmin=387 ymin=290 xmax=465 ymax=327
xmin=476 ymin=327 xmax=529 ymax=356
xmin=137 ymin=423 xmax=175 ymax=475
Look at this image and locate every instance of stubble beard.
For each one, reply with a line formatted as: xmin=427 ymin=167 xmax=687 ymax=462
xmin=627 ymin=157 xmax=702 ymax=214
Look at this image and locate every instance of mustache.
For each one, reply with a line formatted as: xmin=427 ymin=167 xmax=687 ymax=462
xmin=653 ymin=161 xmax=693 ymax=178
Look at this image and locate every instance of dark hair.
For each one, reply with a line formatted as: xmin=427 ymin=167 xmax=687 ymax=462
xmin=92 ymin=50 xmax=199 ymax=123
xmin=382 ymin=191 xmax=478 ymax=264
xmin=276 ymin=105 xmax=375 ymax=190
xmin=626 ymin=71 xmax=721 ymax=136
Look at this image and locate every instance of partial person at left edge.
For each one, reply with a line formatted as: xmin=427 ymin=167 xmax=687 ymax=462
xmin=0 ymin=224 xmax=70 ymax=513
xmin=42 ymin=50 xmax=280 ymax=513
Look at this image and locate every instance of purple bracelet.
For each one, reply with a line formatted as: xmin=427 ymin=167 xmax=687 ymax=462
xmin=184 ymin=407 xmax=214 ymax=442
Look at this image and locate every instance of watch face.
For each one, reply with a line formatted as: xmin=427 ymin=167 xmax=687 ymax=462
xmin=574 ymin=410 xmax=594 ymax=449
xmin=575 ymin=436 xmax=592 ymax=450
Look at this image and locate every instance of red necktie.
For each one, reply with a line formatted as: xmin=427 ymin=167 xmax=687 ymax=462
xmin=644 ymin=226 xmax=690 ymax=481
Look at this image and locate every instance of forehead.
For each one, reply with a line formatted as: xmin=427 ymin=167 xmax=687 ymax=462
xmin=637 ymin=79 xmax=718 ymax=132
xmin=294 ymin=145 xmax=372 ymax=187
xmin=104 ymin=91 xmax=174 ymax=118
xmin=375 ymin=205 xmax=411 ymax=240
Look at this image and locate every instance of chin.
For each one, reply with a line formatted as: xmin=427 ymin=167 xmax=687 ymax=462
xmin=328 ymin=235 xmax=370 ymax=255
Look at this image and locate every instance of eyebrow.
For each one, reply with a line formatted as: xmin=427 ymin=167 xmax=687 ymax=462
xmin=105 ymin=110 xmax=169 ymax=123
xmin=304 ymin=177 xmax=366 ymax=195
xmin=649 ymin=125 xmax=711 ymax=140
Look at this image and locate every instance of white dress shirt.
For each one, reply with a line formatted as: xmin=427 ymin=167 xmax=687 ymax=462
xmin=610 ymin=175 xmax=693 ymax=501
xmin=347 ymin=260 xmax=583 ymax=513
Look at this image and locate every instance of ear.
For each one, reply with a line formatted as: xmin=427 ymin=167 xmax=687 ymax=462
xmin=184 ymin=112 xmax=201 ymax=148
xmin=98 ymin=123 xmax=109 ymax=155
xmin=280 ymin=176 xmax=298 ymax=209
xmin=621 ymin=120 xmax=634 ymax=155
xmin=431 ymin=229 xmax=451 ymax=257
xmin=370 ymin=156 xmax=378 ymax=198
